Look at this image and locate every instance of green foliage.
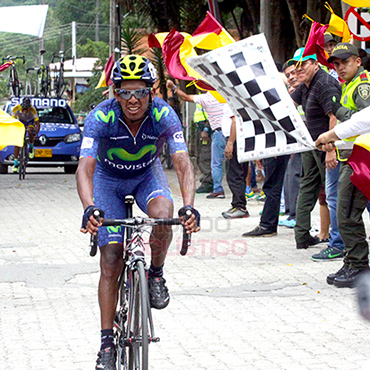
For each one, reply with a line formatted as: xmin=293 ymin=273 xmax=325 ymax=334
xmin=120 ymin=15 xmax=148 ymax=55
xmin=77 ymin=39 xmax=109 ymax=59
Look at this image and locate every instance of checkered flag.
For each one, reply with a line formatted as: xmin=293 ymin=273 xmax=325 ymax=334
xmin=186 ymin=34 xmax=315 ymax=162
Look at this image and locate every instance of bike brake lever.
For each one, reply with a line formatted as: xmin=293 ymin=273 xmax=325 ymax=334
xmin=90 ymin=209 xmax=101 ymax=257
xmin=180 ymin=209 xmax=192 ymax=256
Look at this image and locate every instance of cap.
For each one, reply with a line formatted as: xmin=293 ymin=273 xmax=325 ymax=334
xmin=328 ymin=43 xmax=359 ymax=63
xmin=324 ymin=32 xmax=336 ymax=44
xmin=287 ymin=47 xmax=317 ymax=67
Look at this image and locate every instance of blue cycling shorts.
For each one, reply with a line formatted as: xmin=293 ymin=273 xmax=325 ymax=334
xmin=93 ymin=159 xmax=173 ymax=247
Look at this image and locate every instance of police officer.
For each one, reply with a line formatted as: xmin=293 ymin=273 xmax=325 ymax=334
xmin=193 ymin=101 xmax=213 ymax=193
xmin=326 ymin=43 xmax=370 ymax=287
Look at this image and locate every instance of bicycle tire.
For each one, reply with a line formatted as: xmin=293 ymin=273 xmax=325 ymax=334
xmin=128 ymin=261 xmax=149 ymax=370
xmin=18 ymin=143 xmax=27 ymax=180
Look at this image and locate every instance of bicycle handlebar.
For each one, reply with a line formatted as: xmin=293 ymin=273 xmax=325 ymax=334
xmin=2 ymin=55 xmax=25 ymax=64
xmin=89 ymin=213 xmax=192 ymax=257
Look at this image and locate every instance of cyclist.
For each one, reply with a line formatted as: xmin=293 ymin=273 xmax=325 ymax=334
xmin=75 ymin=55 xmax=200 ymax=370
xmin=11 ymin=97 xmax=39 ymax=172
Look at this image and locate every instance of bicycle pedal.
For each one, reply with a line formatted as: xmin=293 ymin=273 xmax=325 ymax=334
xmin=151 ymin=336 xmax=160 ymax=343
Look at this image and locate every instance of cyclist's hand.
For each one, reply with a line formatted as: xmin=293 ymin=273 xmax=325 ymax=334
xmin=178 ymin=205 xmax=200 ymax=234
xmin=80 ymin=206 xmax=104 ymax=235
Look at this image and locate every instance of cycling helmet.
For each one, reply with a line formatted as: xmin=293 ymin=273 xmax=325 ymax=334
xmin=21 ymin=97 xmax=31 ymax=109
xmin=111 ymin=55 xmax=157 ymax=87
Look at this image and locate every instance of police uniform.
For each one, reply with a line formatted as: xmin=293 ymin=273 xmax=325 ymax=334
xmin=335 ymin=66 xmax=370 ymax=271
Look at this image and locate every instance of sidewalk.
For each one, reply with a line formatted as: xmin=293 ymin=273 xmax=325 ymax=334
xmin=0 ymin=168 xmax=369 ymax=370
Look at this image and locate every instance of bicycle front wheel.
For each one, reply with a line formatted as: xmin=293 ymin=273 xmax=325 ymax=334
xmin=128 ymin=261 xmax=149 ymax=370
xmin=18 ymin=144 xmax=27 ymax=180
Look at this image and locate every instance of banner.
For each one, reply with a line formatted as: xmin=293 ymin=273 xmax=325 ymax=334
xmin=186 ymin=34 xmax=315 ymax=162
xmin=0 ymin=5 xmax=48 ymax=38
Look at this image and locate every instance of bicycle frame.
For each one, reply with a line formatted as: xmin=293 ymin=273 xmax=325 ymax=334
xmin=2 ymin=55 xmax=25 ymax=97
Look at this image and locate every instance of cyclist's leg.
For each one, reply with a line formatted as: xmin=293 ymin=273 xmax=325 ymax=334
xmin=93 ymin=168 xmax=127 ymax=337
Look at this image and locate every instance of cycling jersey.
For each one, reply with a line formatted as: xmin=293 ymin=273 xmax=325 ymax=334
xmin=12 ymin=105 xmax=38 ymax=129
xmin=80 ymin=97 xmax=187 ymax=178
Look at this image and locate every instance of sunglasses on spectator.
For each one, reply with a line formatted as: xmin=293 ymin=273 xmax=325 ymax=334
xmin=115 ymin=88 xmax=152 ymax=100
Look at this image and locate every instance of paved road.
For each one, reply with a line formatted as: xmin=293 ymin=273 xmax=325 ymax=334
xmin=1 ymin=167 xmax=370 ymax=370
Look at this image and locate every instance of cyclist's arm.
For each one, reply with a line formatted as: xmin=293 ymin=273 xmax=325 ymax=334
xmin=172 ymin=151 xmax=195 ymax=206
xmin=75 ymin=157 xmax=96 ymax=210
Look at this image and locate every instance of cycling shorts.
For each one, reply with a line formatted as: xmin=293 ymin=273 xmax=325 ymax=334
xmin=93 ymin=159 xmax=173 ymax=247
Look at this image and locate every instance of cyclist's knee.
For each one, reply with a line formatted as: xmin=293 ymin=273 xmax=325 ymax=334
xmin=147 ymin=197 xmax=173 ymax=219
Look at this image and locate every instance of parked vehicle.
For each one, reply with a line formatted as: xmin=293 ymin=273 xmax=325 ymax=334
xmin=0 ymin=96 xmax=81 ymax=174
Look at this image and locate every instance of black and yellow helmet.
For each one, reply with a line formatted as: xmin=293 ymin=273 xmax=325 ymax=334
xmin=111 ymin=55 xmax=157 ymax=87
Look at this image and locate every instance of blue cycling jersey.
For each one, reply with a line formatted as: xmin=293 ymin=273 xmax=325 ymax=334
xmin=80 ymin=97 xmax=187 ymax=177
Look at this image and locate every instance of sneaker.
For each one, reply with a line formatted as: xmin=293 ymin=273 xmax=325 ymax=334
xmin=29 ymin=146 xmax=35 ymax=159
xmin=148 ymin=276 xmax=170 ymax=309
xmin=96 ymin=347 xmax=116 ymax=370
xmin=245 ymin=186 xmax=255 ymax=199
xmin=327 ymin=264 xmax=349 ymax=285
xmin=280 ymin=219 xmax=296 ymax=228
xmin=333 ymin=267 xmax=369 ymax=288
xmin=196 ymin=184 xmax=213 ymax=193
xmin=206 ymin=191 xmax=225 ymax=199
xmin=311 ymin=246 xmax=344 ymax=262
xmin=12 ymin=165 xmax=18 ymax=173
xmin=222 ymin=207 xmax=250 ymax=219
xmin=242 ymin=225 xmax=277 ymax=237
xmin=256 ymin=191 xmax=266 ymax=202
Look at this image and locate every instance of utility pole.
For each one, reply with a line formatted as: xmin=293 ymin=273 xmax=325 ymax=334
xmin=95 ymin=0 xmax=100 ymax=42
xmin=109 ymin=0 xmax=119 ymax=56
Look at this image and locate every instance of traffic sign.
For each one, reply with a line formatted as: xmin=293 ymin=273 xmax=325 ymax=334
xmin=345 ymin=7 xmax=370 ymax=41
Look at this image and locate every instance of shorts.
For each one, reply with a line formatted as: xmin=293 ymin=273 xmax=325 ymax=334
xmin=93 ymin=160 xmax=173 ymax=247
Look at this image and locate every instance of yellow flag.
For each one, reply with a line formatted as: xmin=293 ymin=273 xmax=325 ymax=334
xmin=342 ymin=0 xmax=370 ymax=6
xmin=0 ymin=108 xmax=25 ymax=146
xmin=325 ymin=3 xmax=351 ymax=42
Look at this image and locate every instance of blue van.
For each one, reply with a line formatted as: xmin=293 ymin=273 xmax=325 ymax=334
xmin=0 ymin=97 xmax=81 ymax=174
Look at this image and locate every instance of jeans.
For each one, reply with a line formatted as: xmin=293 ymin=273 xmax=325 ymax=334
xmin=325 ymin=164 xmax=344 ymax=250
xmin=211 ymin=130 xmax=226 ymax=193
xmin=283 ymin=153 xmax=301 ymax=220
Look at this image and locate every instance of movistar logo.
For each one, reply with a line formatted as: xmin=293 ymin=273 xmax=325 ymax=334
xmin=107 ymin=145 xmax=157 ymax=161
xmin=95 ymin=110 xmax=115 ymax=124
xmin=107 ymin=226 xmax=121 ymax=233
xmin=153 ymin=107 xmax=169 ymax=122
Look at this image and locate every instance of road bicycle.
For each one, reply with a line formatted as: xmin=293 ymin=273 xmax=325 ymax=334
xmin=25 ymin=67 xmax=39 ymax=96
xmin=2 ymin=55 xmax=25 ymax=97
xmin=51 ymin=51 xmax=66 ymax=98
xmin=90 ymin=195 xmax=191 ymax=370
xmin=37 ymin=50 xmax=51 ymax=97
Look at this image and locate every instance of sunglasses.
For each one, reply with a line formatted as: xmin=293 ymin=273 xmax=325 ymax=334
xmin=115 ymin=88 xmax=152 ymax=100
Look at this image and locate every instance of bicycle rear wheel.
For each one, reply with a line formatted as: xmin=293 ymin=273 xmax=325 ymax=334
xmin=128 ymin=261 xmax=149 ymax=370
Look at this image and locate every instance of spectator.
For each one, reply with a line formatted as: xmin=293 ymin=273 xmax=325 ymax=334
xmin=289 ymin=47 xmax=341 ymax=249
xmin=221 ymin=104 xmax=250 ymax=219
xmin=166 ymin=80 xmax=226 ymax=199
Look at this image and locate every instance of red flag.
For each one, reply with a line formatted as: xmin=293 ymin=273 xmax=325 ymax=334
xmin=95 ymin=53 xmax=114 ymax=89
xmin=302 ymin=22 xmax=333 ymax=69
xmin=347 ymin=134 xmax=370 ymax=201
xmin=192 ymin=11 xmax=223 ymax=36
xmin=0 ymin=61 xmax=12 ymax=72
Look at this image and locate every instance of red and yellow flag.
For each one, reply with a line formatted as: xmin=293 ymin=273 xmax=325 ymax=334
xmin=95 ymin=53 xmax=114 ymax=89
xmin=325 ymin=3 xmax=351 ymax=42
xmin=0 ymin=61 xmax=12 ymax=72
xmin=148 ymin=11 xmax=235 ymax=96
xmin=347 ymin=133 xmax=370 ymax=201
